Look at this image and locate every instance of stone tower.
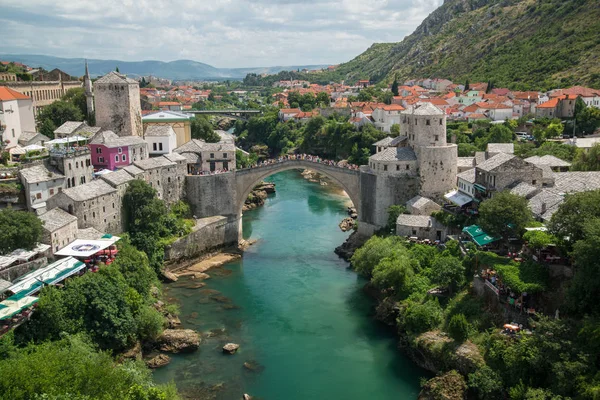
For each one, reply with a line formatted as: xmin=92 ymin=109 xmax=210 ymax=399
xmin=93 ymin=71 xmax=143 ymax=137
xmin=400 ymin=102 xmax=457 ymax=198
xmin=84 ymin=60 xmax=94 ymax=119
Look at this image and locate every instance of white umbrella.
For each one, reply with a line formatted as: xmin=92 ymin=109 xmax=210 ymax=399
xmin=23 ymin=144 xmax=46 ymax=151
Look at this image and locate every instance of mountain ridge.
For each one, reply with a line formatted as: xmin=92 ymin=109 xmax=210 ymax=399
xmin=0 ymin=54 xmax=329 ymax=81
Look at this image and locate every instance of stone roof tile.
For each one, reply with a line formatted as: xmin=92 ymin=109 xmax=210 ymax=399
xmin=61 ymin=179 xmax=117 ymax=202
xmin=39 ymin=208 xmax=77 ymax=232
xmin=370 ymin=147 xmax=417 ymax=162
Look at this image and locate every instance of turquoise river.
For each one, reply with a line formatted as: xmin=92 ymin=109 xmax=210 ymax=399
xmin=154 ymin=170 xmax=426 ymax=399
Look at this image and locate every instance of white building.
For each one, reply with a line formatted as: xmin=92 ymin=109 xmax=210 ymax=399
xmin=0 ymin=86 xmax=36 ymax=149
xmin=372 ymin=104 xmax=404 ymax=132
xmin=145 ymin=125 xmax=177 ymax=156
xmin=485 ymin=104 xmax=514 ymax=121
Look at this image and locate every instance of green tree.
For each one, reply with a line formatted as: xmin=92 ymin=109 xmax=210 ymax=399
xmin=0 ymin=335 xmax=178 ymax=400
xmin=447 ymin=313 xmax=470 ymax=342
xmin=548 ymin=190 xmax=600 ymax=246
xmin=401 ymin=298 xmax=443 ymax=334
xmin=523 ymin=231 xmax=557 ymax=253
xmin=111 ymin=240 xmax=157 ymax=297
xmin=316 ymin=92 xmax=330 ymax=106
xmin=390 ymin=124 xmax=400 ymax=135
xmin=191 ymin=116 xmax=220 ymax=142
xmin=371 ymin=252 xmax=415 ymax=294
xmin=465 ymin=79 xmax=470 ymax=91
xmin=0 ymin=209 xmax=43 ymax=253
xmin=566 ymin=218 xmax=600 ymax=315
xmin=391 ymin=77 xmax=399 ymax=96
xmin=478 ymin=191 xmax=532 ymax=238
xmin=357 ymin=90 xmax=373 ymax=102
xmin=572 ymin=143 xmax=600 ymax=171
xmin=577 ymin=105 xmax=600 ymax=135
xmin=458 ymin=143 xmax=479 ymax=157
xmin=37 ymin=101 xmax=84 ymax=138
xmin=468 ymin=366 xmax=503 ymax=399
xmin=115 ymin=66 xmax=120 ymax=72
xmin=386 ymin=204 xmax=407 ymax=233
xmin=351 ymin=236 xmax=404 ymax=276
xmin=430 ymin=256 xmax=465 ymax=294
xmin=61 ymin=87 xmax=88 ymax=118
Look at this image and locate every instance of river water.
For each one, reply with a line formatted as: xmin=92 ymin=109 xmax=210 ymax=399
xmin=154 ymin=170 xmax=425 ymax=399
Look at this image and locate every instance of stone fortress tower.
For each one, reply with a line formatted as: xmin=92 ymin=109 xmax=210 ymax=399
xmin=83 ymin=60 xmax=94 ymax=120
xmin=363 ymin=102 xmax=457 ymax=232
xmin=93 ymin=71 xmax=143 ymax=137
xmin=402 ymin=102 xmax=457 ymax=198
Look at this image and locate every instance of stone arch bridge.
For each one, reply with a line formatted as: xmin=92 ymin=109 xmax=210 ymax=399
xmin=235 ymin=160 xmax=361 ymax=216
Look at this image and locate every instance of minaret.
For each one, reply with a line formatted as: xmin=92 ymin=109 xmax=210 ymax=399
xmin=84 ymin=60 xmax=94 ymax=119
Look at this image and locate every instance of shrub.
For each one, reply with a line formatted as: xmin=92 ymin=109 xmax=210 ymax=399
xmin=468 ymin=365 xmax=504 ymax=399
xmin=136 ymin=306 xmax=165 ymax=342
xmin=402 ymin=298 xmax=443 ymax=334
xmin=447 ymin=313 xmax=470 ymax=342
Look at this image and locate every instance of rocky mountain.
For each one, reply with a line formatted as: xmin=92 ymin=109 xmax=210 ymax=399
xmin=333 ymin=0 xmax=600 ymax=90
xmin=0 ymin=54 xmax=327 ymax=81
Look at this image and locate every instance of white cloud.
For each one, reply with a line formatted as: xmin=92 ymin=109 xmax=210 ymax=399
xmin=0 ymin=0 xmax=441 ymax=67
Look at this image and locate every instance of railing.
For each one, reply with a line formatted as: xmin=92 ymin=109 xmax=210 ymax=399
xmin=237 ymin=155 xmax=360 ymax=172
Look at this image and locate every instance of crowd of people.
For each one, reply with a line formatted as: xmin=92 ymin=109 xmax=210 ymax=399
xmin=241 ymin=154 xmax=360 ymax=171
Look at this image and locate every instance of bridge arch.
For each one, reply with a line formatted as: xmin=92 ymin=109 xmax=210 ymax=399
xmin=234 ymin=160 xmax=361 ymax=218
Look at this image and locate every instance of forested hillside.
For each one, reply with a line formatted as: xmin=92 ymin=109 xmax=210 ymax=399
xmin=275 ymin=0 xmax=600 ymax=90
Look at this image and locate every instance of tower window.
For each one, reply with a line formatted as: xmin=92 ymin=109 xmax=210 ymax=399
xmin=396 ymin=165 xmax=399 ymax=171
xmin=435 ymin=135 xmax=439 ymax=141
xmin=406 ymin=164 xmax=410 ymax=170
xmin=439 ymin=119 xmax=443 ymax=125
xmin=426 ymin=119 xmax=430 ymax=125
xmin=383 ymin=165 xmax=388 ymax=171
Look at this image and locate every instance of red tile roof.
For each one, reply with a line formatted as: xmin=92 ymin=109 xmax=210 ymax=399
xmin=0 ymin=86 xmax=30 ymax=101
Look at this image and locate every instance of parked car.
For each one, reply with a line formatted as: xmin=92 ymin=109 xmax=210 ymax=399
xmin=516 ymin=132 xmax=529 ymax=141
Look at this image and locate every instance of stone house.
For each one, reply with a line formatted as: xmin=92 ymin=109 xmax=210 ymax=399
xmin=100 ymin=169 xmax=137 ymax=231
xmin=145 ymin=125 xmax=178 ymax=156
xmin=396 ymin=214 xmax=447 ymax=242
xmin=406 ymin=195 xmax=441 ymax=216
xmin=53 ymin=121 xmax=102 ymax=139
xmin=475 ymin=153 xmax=543 ymax=197
xmin=47 ymin=179 xmax=121 ymax=234
xmin=368 ymin=146 xmax=418 ymax=176
xmin=524 ymin=155 xmax=571 ymax=172
xmin=48 ymin=147 xmax=93 ymax=188
xmin=89 ymin=130 xmax=149 ymax=170
xmin=457 ymin=168 xmax=476 ymax=198
xmin=174 ymin=139 xmax=236 ymax=174
xmin=457 ymin=157 xmax=475 ymax=173
xmin=18 ymin=131 xmax=50 ymax=147
xmin=278 ymin=108 xmax=301 ymax=121
xmin=19 ymin=164 xmax=65 ymax=213
xmin=133 ymin=153 xmax=187 ymax=204
xmin=142 ymin=110 xmax=192 ymax=148
xmin=38 ymin=208 xmax=78 ymax=254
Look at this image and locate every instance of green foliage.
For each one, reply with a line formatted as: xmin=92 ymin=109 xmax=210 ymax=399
xmin=190 ymin=116 xmax=220 ymax=142
xmin=0 ymin=209 xmax=43 ymax=253
xmin=402 ymin=298 xmax=443 ymax=334
xmin=548 ymin=189 xmax=600 ymax=246
xmin=386 ymin=204 xmax=407 ymax=233
xmin=458 ymin=142 xmax=479 ymax=157
xmin=478 ymin=191 xmax=532 ymax=238
xmin=522 ymin=231 xmax=556 ymax=252
xmin=576 ymin=104 xmax=600 ymax=135
xmin=0 ymin=334 xmax=178 ymax=400
xmin=61 ymin=87 xmax=88 ymax=118
xmin=37 ymin=101 xmax=84 ymax=139
xmin=468 ymin=365 xmax=503 ymax=400
xmin=516 ymin=141 xmax=577 ymax=162
xmin=572 ymin=143 xmax=600 ymax=171
xmin=350 ymin=235 xmax=404 ymax=276
xmin=372 ymin=252 xmax=415 ymax=294
xmin=135 ymin=306 xmax=165 ymax=342
xmin=430 ymin=255 xmax=465 ymax=294
xmin=111 ymin=240 xmax=158 ymax=297
xmin=447 ymin=313 xmax=470 ymax=342
xmin=235 ymin=150 xmax=258 ymax=169
xmin=567 ymin=218 xmax=600 ymax=315
xmin=493 ymin=261 xmax=547 ymax=293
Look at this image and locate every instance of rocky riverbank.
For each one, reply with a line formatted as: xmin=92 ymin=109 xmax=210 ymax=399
xmin=367 ymin=284 xmax=484 ymax=400
xmin=243 ymin=181 xmax=276 ymax=211
xmin=334 ymin=231 xmax=368 ymax=260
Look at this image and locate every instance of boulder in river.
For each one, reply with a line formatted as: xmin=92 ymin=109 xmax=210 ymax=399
xmin=339 ymin=217 xmax=355 ymax=232
xmin=146 ymin=353 xmax=171 ymax=369
xmin=243 ymin=360 xmax=265 ymax=373
xmin=162 ymin=270 xmax=178 ymax=282
xmin=157 ymin=329 xmax=200 ymax=353
xmin=243 ymin=394 xmax=253 ymax=400
xmin=223 ymin=343 xmax=240 ymax=354
xmin=194 ymin=272 xmax=211 ymax=280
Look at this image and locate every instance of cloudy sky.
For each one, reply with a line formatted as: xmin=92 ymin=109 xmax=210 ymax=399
xmin=0 ymin=0 xmax=441 ymax=68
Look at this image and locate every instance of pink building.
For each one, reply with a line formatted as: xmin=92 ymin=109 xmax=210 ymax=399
xmin=89 ymin=130 xmax=149 ymax=170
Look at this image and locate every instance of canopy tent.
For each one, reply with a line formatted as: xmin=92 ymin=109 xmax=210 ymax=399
xmin=93 ymin=169 xmax=113 ymax=176
xmin=23 ymin=144 xmax=46 ymax=152
xmin=45 ymin=136 xmax=89 ymax=147
xmin=8 ymin=244 xmax=50 ymax=262
xmin=54 ymin=236 xmax=120 ymax=258
xmin=0 ymin=279 xmax=12 ymax=295
xmin=473 ymin=184 xmax=487 ymax=193
xmin=444 ymin=190 xmax=473 ymax=207
xmin=0 ymin=256 xmax=18 ymax=270
xmin=7 ymin=257 xmax=86 ymax=299
xmin=0 ymin=296 xmax=38 ymax=320
xmin=462 ymin=225 xmax=500 ymax=247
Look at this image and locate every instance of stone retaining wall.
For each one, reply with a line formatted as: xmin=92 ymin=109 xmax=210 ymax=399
xmin=164 ymin=215 xmax=239 ymax=263
xmin=0 ymin=257 xmax=47 ymax=282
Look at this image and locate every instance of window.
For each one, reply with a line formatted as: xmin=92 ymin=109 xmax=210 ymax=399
xmin=412 ymin=230 xmax=417 ymax=235
xmin=434 ymin=135 xmax=439 ymax=141
xmin=69 ymin=163 xmax=72 ymax=170
xmin=36 ymin=193 xmax=42 ymax=199
xmin=122 ymin=154 xmax=126 ymax=161
xmin=103 ymin=206 xmax=106 ymax=212
xmin=426 ymin=119 xmax=430 ymax=125
xmin=159 ymin=143 xmax=163 ymax=151
xmin=415 ymin=119 xmax=417 ymax=125
xmin=98 ymin=157 xmax=104 ymax=163
xmin=75 ymin=162 xmax=79 ymax=168
xmin=112 ymin=203 xmax=115 ymax=208
xmin=115 ymin=155 xmax=119 ymax=162
xmin=532 ymin=180 xmax=537 ymax=185
xmin=210 ymin=153 xmax=215 ymax=159
xmin=168 ymin=177 xmax=171 ymax=183
xmin=440 ymin=119 xmax=443 ymax=125
xmin=118 ymin=147 xmax=123 ymax=154
xmin=153 ymin=143 xmax=157 ymax=151
xmin=11 ymin=129 xmax=15 ymax=138
xmin=223 ymin=153 xmax=227 ymax=158
xmin=383 ymin=165 xmax=388 ymax=171
xmin=86 ymin=159 xmax=90 ymax=167
xmin=84 ymin=214 xmax=87 ymax=221
xmin=93 ymin=212 xmax=95 ymax=218
xmin=396 ymin=165 xmax=400 ymax=171
xmin=406 ymin=164 xmax=410 ymax=170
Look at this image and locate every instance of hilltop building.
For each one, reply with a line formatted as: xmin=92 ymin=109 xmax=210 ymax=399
xmin=93 ymin=71 xmax=143 ymax=137
xmin=0 ymin=86 xmax=36 ymax=149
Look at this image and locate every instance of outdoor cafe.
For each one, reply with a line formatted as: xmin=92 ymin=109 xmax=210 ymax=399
xmin=54 ymin=235 xmax=120 ymax=270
